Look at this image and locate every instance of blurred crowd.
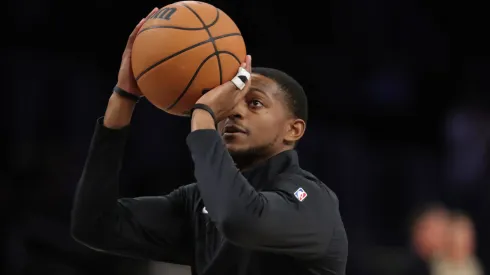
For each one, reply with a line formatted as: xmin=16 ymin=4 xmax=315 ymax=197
xmin=408 ymin=205 xmax=483 ymax=275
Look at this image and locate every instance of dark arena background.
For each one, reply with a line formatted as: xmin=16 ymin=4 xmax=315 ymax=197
xmin=3 ymin=0 xmax=490 ymax=274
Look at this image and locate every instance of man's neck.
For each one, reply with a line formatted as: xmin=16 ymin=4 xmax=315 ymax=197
xmin=234 ymin=146 xmax=292 ymax=171
xmin=235 ymin=155 xmax=267 ymax=171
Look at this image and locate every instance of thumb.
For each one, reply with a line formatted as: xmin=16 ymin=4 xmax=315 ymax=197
xmin=219 ymin=81 xmax=240 ymax=93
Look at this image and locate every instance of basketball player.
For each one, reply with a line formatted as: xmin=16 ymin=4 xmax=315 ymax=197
xmin=71 ymin=9 xmax=348 ymax=275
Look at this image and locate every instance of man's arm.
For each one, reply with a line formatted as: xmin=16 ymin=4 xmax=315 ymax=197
xmin=186 ymin=127 xmax=339 ymax=260
xmin=71 ymin=94 xmax=193 ymax=264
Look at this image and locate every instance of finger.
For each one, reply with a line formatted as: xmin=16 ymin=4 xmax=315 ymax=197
xmin=235 ymin=55 xmax=252 ymax=91
xmin=138 ymin=8 xmax=158 ymax=33
xmin=239 ymin=66 xmax=251 ymax=95
xmin=126 ymin=8 xmax=158 ymax=49
xmin=245 ymin=55 xmax=252 ymax=73
xmin=128 ymin=18 xmax=144 ymax=41
xmin=236 ymin=55 xmax=252 ymax=92
xmin=230 ymin=66 xmax=251 ymax=92
xmin=126 ymin=18 xmax=146 ymax=48
xmin=243 ymin=55 xmax=252 ymax=90
xmin=145 ymin=7 xmax=159 ymax=20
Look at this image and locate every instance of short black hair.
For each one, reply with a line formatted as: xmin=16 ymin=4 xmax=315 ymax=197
xmin=252 ymin=67 xmax=308 ymax=123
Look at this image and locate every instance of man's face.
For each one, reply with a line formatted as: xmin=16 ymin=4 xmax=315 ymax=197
xmin=412 ymin=208 xmax=449 ymax=257
xmin=445 ymin=217 xmax=475 ymax=260
xmin=217 ymin=74 xmax=292 ymax=159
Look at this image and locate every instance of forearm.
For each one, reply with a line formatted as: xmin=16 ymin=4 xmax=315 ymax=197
xmin=103 ymin=93 xmax=137 ymax=129
xmin=71 ymin=115 xmax=131 ymax=246
xmin=190 ymin=109 xmax=216 ymax=131
xmin=186 ymin=128 xmax=258 ymax=224
xmin=71 ymin=122 xmax=194 ymax=260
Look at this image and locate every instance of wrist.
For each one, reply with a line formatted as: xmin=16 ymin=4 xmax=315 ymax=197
xmin=113 ymin=85 xmax=141 ymax=102
xmin=191 ymin=109 xmax=216 ymax=131
xmin=116 ymin=81 xmax=140 ymax=96
xmin=104 ymin=93 xmax=137 ymax=129
xmin=110 ymin=92 xmax=138 ymax=106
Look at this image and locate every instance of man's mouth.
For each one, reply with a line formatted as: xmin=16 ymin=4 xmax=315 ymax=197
xmin=223 ymin=125 xmax=247 ymax=135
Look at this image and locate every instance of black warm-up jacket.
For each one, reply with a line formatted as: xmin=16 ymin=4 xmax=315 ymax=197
xmin=70 ymin=118 xmax=348 ymax=275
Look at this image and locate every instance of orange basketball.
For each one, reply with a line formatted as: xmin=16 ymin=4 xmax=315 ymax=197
xmin=131 ymin=1 xmax=247 ymax=116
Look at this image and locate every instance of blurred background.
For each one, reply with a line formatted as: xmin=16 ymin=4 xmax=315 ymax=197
xmin=2 ymin=0 xmax=490 ymax=274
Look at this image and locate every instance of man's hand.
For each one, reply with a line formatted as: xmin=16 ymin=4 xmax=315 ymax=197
xmin=103 ymin=8 xmax=158 ymax=129
xmin=116 ymin=7 xmax=159 ymax=96
xmin=191 ymin=55 xmax=252 ymax=131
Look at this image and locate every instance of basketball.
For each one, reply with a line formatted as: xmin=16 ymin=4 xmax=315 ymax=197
xmin=131 ymin=1 xmax=247 ymax=116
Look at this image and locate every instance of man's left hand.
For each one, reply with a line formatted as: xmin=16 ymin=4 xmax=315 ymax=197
xmin=192 ymin=55 xmax=252 ymax=128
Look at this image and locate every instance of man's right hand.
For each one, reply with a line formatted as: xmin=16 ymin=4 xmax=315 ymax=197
xmin=117 ymin=8 xmax=158 ymax=96
xmin=104 ymin=8 xmax=158 ymax=129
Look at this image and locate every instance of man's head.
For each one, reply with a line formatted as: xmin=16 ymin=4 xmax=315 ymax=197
xmin=218 ymin=67 xmax=308 ymax=167
xmin=410 ymin=205 xmax=450 ymax=260
xmin=444 ymin=212 xmax=476 ymax=261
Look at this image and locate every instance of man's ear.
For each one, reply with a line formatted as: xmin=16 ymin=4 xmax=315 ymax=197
xmin=284 ymin=118 xmax=306 ymax=145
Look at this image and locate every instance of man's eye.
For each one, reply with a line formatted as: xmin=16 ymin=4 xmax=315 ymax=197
xmin=249 ymin=100 xmax=263 ymax=108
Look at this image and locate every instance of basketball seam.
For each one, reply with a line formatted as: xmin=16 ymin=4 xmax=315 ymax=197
xmin=134 ymin=33 xmax=241 ymax=81
xmin=166 ymin=51 xmax=242 ymax=111
xmin=138 ymin=8 xmax=220 ymax=34
xmin=181 ymin=3 xmax=223 ymax=85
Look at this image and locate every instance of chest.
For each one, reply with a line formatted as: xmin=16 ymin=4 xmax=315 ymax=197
xmin=190 ymin=201 xmax=299 ymax=275
xmin=192 ymin=203 xmax=222 ymax=266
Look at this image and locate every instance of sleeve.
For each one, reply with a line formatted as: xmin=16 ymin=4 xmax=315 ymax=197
xmin=71 ymin=118 xmax=193 ymax=264
xmin=186 ymin=129 xmax=338 ymax=259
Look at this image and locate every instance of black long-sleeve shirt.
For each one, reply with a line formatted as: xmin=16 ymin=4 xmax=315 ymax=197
xmin=71 ymin=118 xmax=348 ymax=275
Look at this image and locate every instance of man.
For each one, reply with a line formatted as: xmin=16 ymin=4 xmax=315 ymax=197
xmin=71 ymin=8 xmax=348 ymax=275
xmin=432 ymin=212 xmax=484 ymax=275
xmin=405 ymin=204 xmax=450 ymax=275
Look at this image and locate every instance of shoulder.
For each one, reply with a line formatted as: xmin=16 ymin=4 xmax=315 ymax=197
xmin=178 ymin=182 xmax=198 ymax=192
xmin=177 ymin=182 xmax=200 ymax=202
xmin=270 ymin=168 xmax=345 ymax=230
xmin=273 ymin=168 xmax=340 ymax=205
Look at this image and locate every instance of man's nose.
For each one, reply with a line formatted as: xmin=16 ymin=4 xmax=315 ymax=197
xmin=227 ymin=100 xmax=247 ymax=120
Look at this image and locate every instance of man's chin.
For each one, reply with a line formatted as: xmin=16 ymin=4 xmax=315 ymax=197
xmin=224 ymin=142 xmax=247 ymax=154
xmin=223 ymin=138 xmax=254 ymax=159
xmin=222 ymin=132 xmax=247 ymax=145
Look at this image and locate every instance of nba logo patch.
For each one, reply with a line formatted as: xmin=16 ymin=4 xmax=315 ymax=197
xmin=294 ymin=187 xmax=308 ymax=202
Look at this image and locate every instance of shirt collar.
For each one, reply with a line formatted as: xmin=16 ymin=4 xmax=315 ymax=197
xmin=241 ymin=150 xmax=299 ymax=189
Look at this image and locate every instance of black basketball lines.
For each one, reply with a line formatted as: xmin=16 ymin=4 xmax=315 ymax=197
xmin=134 ymin=4 xmax=243 ymax=113
xmin=181 ymin=3 xmax=223 ymax=85
xmin=134 ymin=32 xmax=241 ymax=81
xmin=138 ymin=5 xmax=220 ymax=33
